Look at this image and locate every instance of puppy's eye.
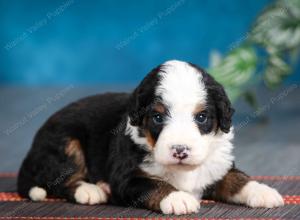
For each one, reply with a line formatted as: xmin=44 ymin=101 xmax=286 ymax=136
xmin=195 ymin=112 xmax=207 ymax=124
xmin=152 ymin=113 xmax=164 ymax=125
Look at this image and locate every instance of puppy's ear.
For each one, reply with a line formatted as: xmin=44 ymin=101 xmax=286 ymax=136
xmin=203 ymin=72 xmax=235 ymax=133
xmin=128 ymin=66 xmax=161 ymax=126
xmin=128 ymin=86 xmax=145 ymax=126
xmin=212 ymin=83 xmax=235 ymax=133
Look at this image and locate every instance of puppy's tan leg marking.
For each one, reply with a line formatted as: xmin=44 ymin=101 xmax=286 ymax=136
xmin=65 ymin=139 xmax=87 ymax=188
xmin=212 ymin=167 xmax=249 ymax=201
xmin=64 ymin=139 xmax=110 ymax=205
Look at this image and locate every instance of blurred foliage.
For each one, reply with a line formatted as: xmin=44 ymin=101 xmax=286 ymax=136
xmin=208 ymin=0 xmax=300 ymax=105
xmin=208 ymin=47 xmax=257 ymax=102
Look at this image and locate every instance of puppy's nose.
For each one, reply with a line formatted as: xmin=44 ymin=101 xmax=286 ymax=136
xmin=173 ymin=145 xmax=186 ymax=154
xmin=171 ymin=145 xmax=189 ymax=160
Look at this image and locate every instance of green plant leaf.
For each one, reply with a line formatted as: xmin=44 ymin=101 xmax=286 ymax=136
xmin=250 ymin=0 xmax=300 ymax=50
xmin=207 ymin=0 xmax=300 ymax=106
xmin=208 ymin=46 xmax=257 ymax=102
xmin=264 ymin=54 xmax=291 ymax=88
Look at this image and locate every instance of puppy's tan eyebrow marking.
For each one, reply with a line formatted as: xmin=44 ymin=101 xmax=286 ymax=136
xmin=153 ymin=103 xmax=166 ymax=113
xmin=193 ymin=103 xmax=206 ymax=114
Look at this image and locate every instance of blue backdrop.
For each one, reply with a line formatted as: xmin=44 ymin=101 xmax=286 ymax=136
xmin=1 ymin=0 xmax=298 ymax=85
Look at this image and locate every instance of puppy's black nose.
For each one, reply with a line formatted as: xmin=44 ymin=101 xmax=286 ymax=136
xmin=173 ymin=145 xmax=186 ymax=154
xmin=171 ymin=145 xmax=189 ymax=160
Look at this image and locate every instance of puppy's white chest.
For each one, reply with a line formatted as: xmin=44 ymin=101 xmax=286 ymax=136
xmin=141 ymin=163 xmax=210 ymax=198
xmin=140 ymin=155 xmax=233 ymax=199
xmin=164 ymin=169 xmax=204 ymax=198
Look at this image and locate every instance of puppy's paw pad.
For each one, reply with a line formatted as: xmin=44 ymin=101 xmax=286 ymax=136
xmin=234 ymin=181 xmax=284 ymax=208
xmin=160 ymin=191 xmax=200 ymax=215
xmin=74 ymin=182 xmax=107 ymax=205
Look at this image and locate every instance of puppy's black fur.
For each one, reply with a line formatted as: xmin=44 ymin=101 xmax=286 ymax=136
xmin=18 ymin=93 xmax=131 ymax=201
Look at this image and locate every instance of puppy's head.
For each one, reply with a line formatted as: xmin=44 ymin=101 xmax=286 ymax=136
xmin=127 ymin=60 xmax=234 ymax=169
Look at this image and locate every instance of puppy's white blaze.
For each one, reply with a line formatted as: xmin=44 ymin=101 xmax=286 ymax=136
xmin=231 ymin=181 xmax=284 ymax=208
xmin=29 ymin=186 xmax=47 ymax=201
xmin=154 ymin=60 xmax=209 ymax=165
xmin=157 ymin=60 xmax=207 ymax=107
xmin=74 ymin=181 xmax=107 ymax=205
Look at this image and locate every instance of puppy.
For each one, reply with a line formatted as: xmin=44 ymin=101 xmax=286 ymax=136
xmin=18 ymin=60 xmax=283 ymax=215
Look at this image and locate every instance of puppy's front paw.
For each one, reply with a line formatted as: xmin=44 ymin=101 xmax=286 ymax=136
xmin=74 ymin=181 xmax=108 ymax=205
xmin=232 ymin=181 xmax=284 ymax=208
xmin=160 ymin=191 xmax=200 ymax=215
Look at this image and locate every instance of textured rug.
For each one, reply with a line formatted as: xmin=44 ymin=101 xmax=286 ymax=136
xmin=0 ymin=174 xmax=299 ymax=220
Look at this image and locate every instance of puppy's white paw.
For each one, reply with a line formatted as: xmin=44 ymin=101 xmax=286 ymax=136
xmin=232 ymin=181 xmax=284 ymax=208
xmin=29 ymin=186 xmax=47 ymax=201
xmin=160 ymin=191 xmax=200 ymax=215
xmin=74 ymin=181 xmax=108 ymax=205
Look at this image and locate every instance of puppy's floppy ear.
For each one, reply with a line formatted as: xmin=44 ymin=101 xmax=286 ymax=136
xmin=128 ymin=66 xmax=161 ymax=126
xmin=202 ymin=71 xmax=235 ymax=133
xmin=210 ymin=81 xmax=235 ymax=133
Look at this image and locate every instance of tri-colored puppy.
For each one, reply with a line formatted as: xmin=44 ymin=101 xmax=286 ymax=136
xmin=18 ymin=60 xmax=283 ymax=215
